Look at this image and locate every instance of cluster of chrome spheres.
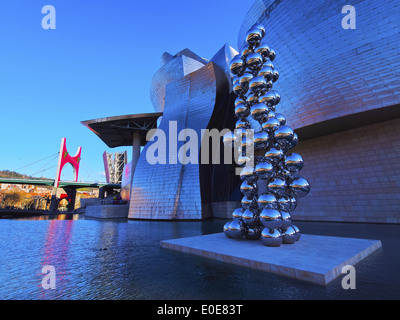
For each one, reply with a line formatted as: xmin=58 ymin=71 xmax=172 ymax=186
xmin=222 ymin=24 xmax=310 ymax=247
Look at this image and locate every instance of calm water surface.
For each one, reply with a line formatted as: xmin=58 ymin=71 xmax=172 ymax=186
xmin=0 ymin=214 xmax=399 ymax=300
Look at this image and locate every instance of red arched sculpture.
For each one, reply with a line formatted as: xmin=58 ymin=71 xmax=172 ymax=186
xmin=54 ymin=138 xmax=82 ymax=187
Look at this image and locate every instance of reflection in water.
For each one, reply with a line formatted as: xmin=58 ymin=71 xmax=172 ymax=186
xmin=39 ymin=219 xmax=74 ymax=299
xmin=0 ymin=217 xmax=398 ymax=300
xmin=15 ymin=213 xmax=82 ymax=221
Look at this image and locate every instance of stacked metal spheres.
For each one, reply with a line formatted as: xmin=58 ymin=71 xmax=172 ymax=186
xmin=223 ymin=24 xmax=310 ymax=247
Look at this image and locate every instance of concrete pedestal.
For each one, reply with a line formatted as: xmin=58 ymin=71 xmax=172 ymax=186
xmin=85 ymin=204 xmax=129 ymax=219
xmin=160 ymin=233 xmax=382 ymax=285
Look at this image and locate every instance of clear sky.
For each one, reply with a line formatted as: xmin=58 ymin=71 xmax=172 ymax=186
xmin=0 ymin=0 xmax=253 ymax=182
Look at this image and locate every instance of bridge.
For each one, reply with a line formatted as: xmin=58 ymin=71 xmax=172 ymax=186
xmin=0 ymin=177 xmax=120 ymax=190
xmin=0 ymin=177 xmax=121 ymax=214
xmin=0 ymin=137 xmax=123 ymax=214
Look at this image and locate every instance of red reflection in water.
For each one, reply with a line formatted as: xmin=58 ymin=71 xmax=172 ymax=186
xmin=39 ymin=218 xmax=74 ymax=299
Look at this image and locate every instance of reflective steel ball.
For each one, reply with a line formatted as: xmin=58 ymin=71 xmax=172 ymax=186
xmin=275 ymin=113 xmax=286 ymax=125
xmin=249 ymin=76 xmax=267 ymax=94
xmin=264 ymin=147 xmax=284 ymax=163
xmin=256 ymin=43 xmax=271 ymax=62
xmin=254 ymin=160 xmax=274 ymax=180
xmin=289 ymin=196 xmax=297 ymax=212
xmin=265 ymin=110 xmax=276 ymax=120
xmin=272 ymin=68 xmax=280 ymax=82
xmin=289 ymin=176 xmax=310 ymax=198
xmin=230 ymin=56 xmax=245 ymax=75
xmin=261 ymin=228 xmax=283 ymax=247
xmin=277 ymin=195 xmax=291 ymax=212
xmin=274 ymin=125 xmax=294 ymax=146
xmin=272 ymin=91 xmax=281 ymax=105
xmin=258 ymin=65 xmax=274 ymax=81
xmin=223 ymin=222 xmax=232 ymax=238
xmin=253 ymin=24 xmax=266 ymax=37
xmin=250 ymin=103 xmax=269 ymax=121
xmin=228 ymin=220 xmax=245 ymax=239
xmin=235 ymin=103 xmax=250 ymax=118
xmin=258 ymin=193 xmax=278 ymax=209
xmin=246 ymin=28 xmax=263 ymax=47
xmin=233 ymin=81 xmax=247 ymax=96
xmin=263 ymin=60 xmax=274 ymax=69
xmin=259 ymin=91 xmax=276 ymax=106
xmin=240 ymin=45 xmax=254 ymax=59
xmin=284 ymin=153 xmax=304 ymax=173
xmin=280 ymin=210 xmax=292 ymax=229
xmin=241 ymin=209 xmax=257 ymax=227
xmin=241 ymin=196 xmax=257 ymax=210
xmin=235 ymin=119 xmax=250 ymax=130
xmin=237 ymin=154 xmax=252 ymax=167
xmin=292 ymin=224 xmax=301 ymax=241
xmin=254 ymin=131 xmax=269 ymax=150
xmin=267 ymin=177 xmax=287 ymax=196
xmin=262 ymin=117 xmax=281 ymax=132
xmin=269 ymin=48 xmax=276 ymax=61
xmin=246 ymin=52 xmax=264 ymax=71
xmin=246 ymin=92 xmax=259 ymax=106
xmin=239 ymin=72 xmax=254 ymax=89
xmin=240 ymin=180 xmax=257 ymax=196
xmin=245 ymin=227 xmax=262 ymax=240
xmin=260 ymin=208 xmax=283 ymax=229
xmin=289 ymin=133 xmax=298 ymax=149
xmin=232 ymin=208 xmax=243 ymax=220
xmin=240 ymin=165 xmax=256 ymax=182
xmin=234 ymin=96 xmax=246 ymax=107
xmin=282 ymin=226 xmax=297 ymax=244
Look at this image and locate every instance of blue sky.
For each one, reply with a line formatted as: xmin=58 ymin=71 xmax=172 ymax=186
xmin=0 ymin=0 xmax=253 ymax=182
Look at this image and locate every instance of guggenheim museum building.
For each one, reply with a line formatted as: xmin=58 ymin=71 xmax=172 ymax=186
xmin=82 ymin=0 xmax=400 ymax=224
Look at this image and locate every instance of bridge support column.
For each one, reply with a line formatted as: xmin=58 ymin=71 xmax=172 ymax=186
xmin=49 ymin=188 xmax=58 ymax=212
xmin=99 ymin=187 xmax=106 ymax=199
xmin=131 ymin=132 xmax=141 ymax=186
xmin=64 ymin=188 xmax=77 ymax=212
xmin=99 ymin=186 xmax=114 ymax=199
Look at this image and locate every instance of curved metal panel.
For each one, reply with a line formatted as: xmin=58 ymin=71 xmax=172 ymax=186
xmin=150 ymin=50 xmax=206 ymax=112
xmin=129 ymin=62 xmax=226 ymax=220
xmin=237 ymin=0 xmax=400 ymax=131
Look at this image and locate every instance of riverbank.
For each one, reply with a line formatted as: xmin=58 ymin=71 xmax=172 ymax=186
xmin=0 ymin=208 xmax=78 ymax=219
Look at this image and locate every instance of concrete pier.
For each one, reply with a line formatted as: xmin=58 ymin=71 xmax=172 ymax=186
xmin=160 ymin=233 xmax=382 ymax=285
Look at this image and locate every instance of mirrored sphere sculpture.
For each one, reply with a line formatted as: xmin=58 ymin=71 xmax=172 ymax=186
xmin=232 ymin=208 xmax=243 ymax=220
xmin=289 ymin=176 xmax=310 ymax=198
xmin=223 ymin=23 xmax=310 ymax=247
xmin=255 ymin=160 xmax=274 ymax=179
xmin=260 ymin=208 xmax=282 ymax=229
xmin=235 ymin=103 xmax=250 ymax=118
xmin=261 ymin=228 xmax=283 ymax=247
xmin=284 ymin=153 xmax=304 ymax=172
xmin=282 ymin=226 xmax=297 ymax=244
xmin=245 ymin=227 xmax=262 ymax=240
xmin=230 ymin=56 xmax=245 ymax=75
xmin=246 ymin=28 xmax=263 ymax=47
xmin=223 ymin=222 xmax=232 ymax=238
xmin=229 ymin=220 xmax=245 ymax=239
xmin=258 ymin=193 xmax=278 ymax=209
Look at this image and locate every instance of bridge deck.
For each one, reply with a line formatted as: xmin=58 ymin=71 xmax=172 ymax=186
xmin=0 ymin=178 xmax=120 ymax=189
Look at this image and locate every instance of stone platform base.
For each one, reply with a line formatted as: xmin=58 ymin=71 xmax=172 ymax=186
xmin=160 ymin=233 xmax=382 ymax=285
xmin=85 ymin=204 xmax=129 ymax=219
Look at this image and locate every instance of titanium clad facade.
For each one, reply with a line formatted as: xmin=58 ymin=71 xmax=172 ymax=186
xmin=150 ymin=49 xmax=208 ymax=113
xmin=237 ymin=0 xmax=400 ymax=130
xmin=129 ymin=61 xmax=235 ymax=220
xmin=236 ymin=0 xmax=400 ymax=223
xmin=125 ymin=0 xmax=400 ymax=222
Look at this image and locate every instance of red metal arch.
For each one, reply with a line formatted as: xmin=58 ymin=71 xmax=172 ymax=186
xmin=54 ymin=138 xmax=82 ymax=187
